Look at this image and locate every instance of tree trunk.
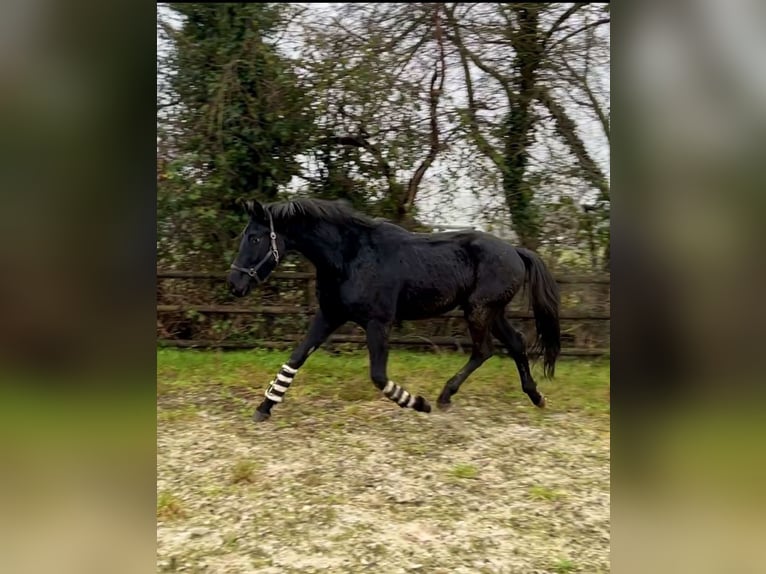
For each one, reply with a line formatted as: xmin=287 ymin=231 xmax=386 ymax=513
xmin=503 ymin=5 xmax=543 ymax=250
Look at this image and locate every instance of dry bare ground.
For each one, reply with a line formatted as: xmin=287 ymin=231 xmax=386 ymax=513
xmin=157 ymin=386 xmax=609 ymax=574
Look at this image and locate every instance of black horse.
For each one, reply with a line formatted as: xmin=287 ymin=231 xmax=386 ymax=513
xmin=227 ymin=198 xmax=560 ymax=422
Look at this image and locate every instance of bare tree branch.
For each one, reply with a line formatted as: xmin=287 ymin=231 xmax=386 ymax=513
xmin=443 ymin=17 xmax=513 ymax=102
xmin=542 ymin=4 xmax=585 ymax=48
xmin=444 ymin=4 xmax=505 ymax=172
xmin=157 ymin=100 xmax=181 ymax=111
xmin=383 ymin=11 xmax=430 ymax=51
xmin=400 ymin=3 xmax=449 ymax=215
xmin=548 ymin=18 xmax=610 ymax=51
xmin=319 ymin=134 xmax=399 ymax=196
xmin=271 ymin=5 xmax=309 ymax=46
xmin=561 ymin=60 xmax=610 ymax=144
xmin=538 ymin=89 xmax=610 ymax=201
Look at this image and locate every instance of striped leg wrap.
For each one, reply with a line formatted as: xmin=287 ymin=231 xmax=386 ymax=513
xmin=382 ymin=380 xmax=418 ymax=409
xmin=265 ymin=364 xmax=298 ymax=403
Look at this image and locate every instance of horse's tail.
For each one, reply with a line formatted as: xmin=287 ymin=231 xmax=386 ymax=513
xmin=516 ymin=247 xmax=561 ymax=378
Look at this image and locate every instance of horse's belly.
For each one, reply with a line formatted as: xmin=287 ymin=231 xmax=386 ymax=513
xmin=396 ymin=290 xmax=460 ymax=320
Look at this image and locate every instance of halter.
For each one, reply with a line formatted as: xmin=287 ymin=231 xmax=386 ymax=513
xmin=229 ymin=209 xmax=280 ymax=283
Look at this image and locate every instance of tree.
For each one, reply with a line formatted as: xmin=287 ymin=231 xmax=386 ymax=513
xmin=538 ymin=3 xmax=611 ymax=267
xmin=445 ymin=2 xmax=609 ymax=254
xmin=156 ymin=2 xmax=610 ymax=268
xmin=157 ymin=3 xmax=314 ymax=265
xmin=301 ymin=3 xmax=453 ymax=226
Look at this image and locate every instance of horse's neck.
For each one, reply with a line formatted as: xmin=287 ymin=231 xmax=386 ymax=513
xmin=284 ymin=219 xmax=348 ymax=273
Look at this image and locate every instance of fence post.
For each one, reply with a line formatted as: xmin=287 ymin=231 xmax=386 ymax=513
xmin=306 ymin=276 xmax=317 ymax=309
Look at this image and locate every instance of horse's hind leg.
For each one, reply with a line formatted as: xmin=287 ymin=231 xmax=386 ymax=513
xmin=436 ymin=306 xmax=495 ymax=410
xmin=491 ymin=315 xmax=545 ymax=408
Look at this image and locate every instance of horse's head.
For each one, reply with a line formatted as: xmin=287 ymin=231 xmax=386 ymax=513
xmin=227 ymin=199 xmax=286 ymax=297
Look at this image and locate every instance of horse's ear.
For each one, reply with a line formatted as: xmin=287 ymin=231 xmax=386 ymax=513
xmin=242 ymin=198 xmax=266 ymax=220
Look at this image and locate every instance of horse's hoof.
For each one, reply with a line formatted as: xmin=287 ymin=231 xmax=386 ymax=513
xmin=536 ymin=395 xmax=546 ymax=409
xmin=253 ymin=409 xmax=271 ymax=423
xmin=436 ymin=400 xmax=451 ymax=412
xmin=413 ymin=396 xmax=432 ymax=413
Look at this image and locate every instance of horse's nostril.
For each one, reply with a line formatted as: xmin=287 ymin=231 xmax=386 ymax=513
xmin=226 ymin=272 xmax=240 ymax=292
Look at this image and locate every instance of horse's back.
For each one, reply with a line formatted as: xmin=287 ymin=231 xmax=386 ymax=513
xmin=374 ymin=225 xmax=525 ymax=280
xmin=373 ymin=227 xmax=526 ymax=318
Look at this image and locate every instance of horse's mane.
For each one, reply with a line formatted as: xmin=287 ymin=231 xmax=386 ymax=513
xmin=267 ymin=198 xmax=380 ymax=228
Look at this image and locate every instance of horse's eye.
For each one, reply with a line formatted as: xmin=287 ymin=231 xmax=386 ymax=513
xmin=249 ymin=236 xmax=260 ymax=244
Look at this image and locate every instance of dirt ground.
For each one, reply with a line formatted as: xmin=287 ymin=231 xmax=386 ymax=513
xmin=157 ymin=388 xmax=609 ymax=574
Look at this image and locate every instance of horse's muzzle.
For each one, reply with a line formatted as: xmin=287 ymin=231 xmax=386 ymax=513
xmin=227 ymin=270 xmax=251 ymax=297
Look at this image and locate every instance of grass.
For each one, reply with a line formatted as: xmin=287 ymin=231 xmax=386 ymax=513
xmin=157 ymin=348 xmax=610 ymax=573
xmin=230 ymin=459 xmax=258 ymax=484
xmin=529 ymin=485 xmax=565 ymax=501
xmin=157 ymin=348 xmax=609 ymax=422
xmin=553 ymin=558 xmax=576 ymax=573
xmin=157 ymin=404 xmax=199 ymax=423
xmin=157 ymin=491 xmax=185 ymax=520
xmin=451 ymin=463 xmax=479 ymax=480
xmin=222 ymin=532 xmax=239 ymax=550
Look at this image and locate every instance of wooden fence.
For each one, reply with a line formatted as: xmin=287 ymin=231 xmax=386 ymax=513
xmin=157 ymin=269 xmax=610 ymax=357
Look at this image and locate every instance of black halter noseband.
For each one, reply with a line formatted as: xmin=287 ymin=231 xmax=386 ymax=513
xmin=229 ymin=210 xmax=280 ymax=283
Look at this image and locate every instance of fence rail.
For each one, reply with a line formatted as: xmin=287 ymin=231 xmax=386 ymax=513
xmin=157 ymin=337 xmax=609 ymax=357
xmin=157 ymin=270 xmax=611 ymax=284
xmin=158 ymin=270 xmax=316 ymax=280
xmin=157 ymin=269 xmax=610 ymax=356
xmin=156 ymin=304 xmax=609 ymax=321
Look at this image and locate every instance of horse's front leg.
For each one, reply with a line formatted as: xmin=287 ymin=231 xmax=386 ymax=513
xmin=253 ymin=310 xmax=342 ymax=422
xmin=365 ymin=320 xmax=431 ymax=413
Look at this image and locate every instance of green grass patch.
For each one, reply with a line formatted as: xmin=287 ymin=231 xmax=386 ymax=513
xmin=157 ymin=491 xmax=185 ymax=520
xmin=157 ymin=348 xmax=609 ymax=422
xmin=222 ymin=532 xmax=239 ymax=550
xmin=157 ymin=404 xmax=199 ymax=423
xmin=552 ymin=558 xmax=576 ymax=573
xmin=529 ymin=485 xmax=565 ymax=501
xmin=230 ymin=459 xmax=259 ymax=484
xmin=450 ymin=463 xmax=479 ymax=479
